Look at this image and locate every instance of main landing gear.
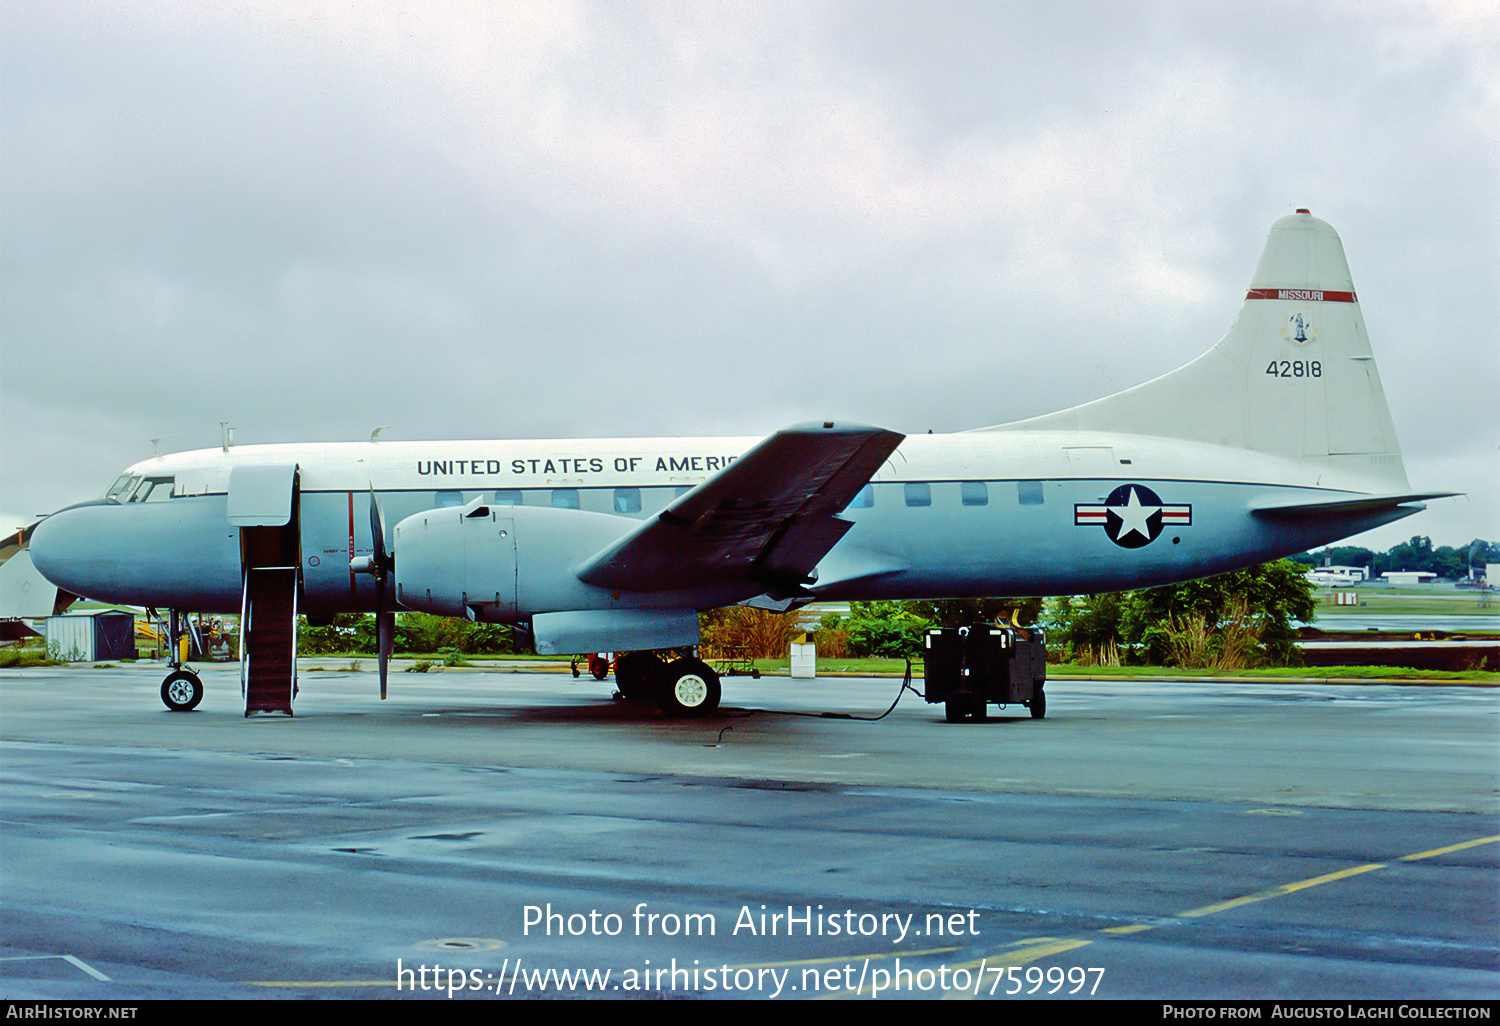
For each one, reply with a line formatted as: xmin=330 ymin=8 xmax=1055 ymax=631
xmin=612 ymin=650 xmax=722 ymax=717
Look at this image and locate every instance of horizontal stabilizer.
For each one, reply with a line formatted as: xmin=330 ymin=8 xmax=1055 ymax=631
xmin=1251 ymin=492 xmax=1457 ymax=520
xmin=577 ymin=422 xmax=903 ymax=593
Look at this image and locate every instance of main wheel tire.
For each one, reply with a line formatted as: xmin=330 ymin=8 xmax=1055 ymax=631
xmin=658 ymin=658 xmax=721 ymax=717
xmin=589 ymin=655 xmax=610 ymax=681
xmin=613 ymin=652 xmax=662 ymax=700
xmin=161 ymin=670 xmax=203 ymax=712
xmin=1029 ymin=683 xmax=1046 ymax=719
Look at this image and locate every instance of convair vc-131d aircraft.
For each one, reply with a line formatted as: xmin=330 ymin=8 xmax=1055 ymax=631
xmin=27 ymin=212 xmax=1449 ymax=717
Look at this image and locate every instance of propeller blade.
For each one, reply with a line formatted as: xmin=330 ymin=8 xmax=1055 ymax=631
xmin=369 ymin=485 xmax=388 ymax=568
xmin=377 ymin=606 xmax=393 ymax=700
xmin=365 ymin=487 xmax=393 ymax=699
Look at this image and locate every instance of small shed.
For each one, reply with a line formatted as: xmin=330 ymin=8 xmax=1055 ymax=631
xmin=45 ymin=611 xmax=136 ymax=662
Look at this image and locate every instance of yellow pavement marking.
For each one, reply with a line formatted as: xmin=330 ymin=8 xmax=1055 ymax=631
xmin=1398 ymin=835 xmax=1499 ymax=861
xmin=1177 ymin=862 xmax=1386 ymax=918
xmin=948 ymin=937 xmax=1094 ymax=972
xmin=716 ymin=945 xmax=961 ymax=971
xmin=821 ymin=936 xmax=1095 ymax=1000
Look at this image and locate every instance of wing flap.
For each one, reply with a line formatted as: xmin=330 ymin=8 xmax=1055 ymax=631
xmin=576 ymin=422 xmax=903 ymax=593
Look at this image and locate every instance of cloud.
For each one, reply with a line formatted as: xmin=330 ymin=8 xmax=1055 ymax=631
xmin=2 ymin=1 xmax=1494 ymax=549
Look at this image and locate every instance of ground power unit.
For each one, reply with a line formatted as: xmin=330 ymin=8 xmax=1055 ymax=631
xmin=922 ymin=626 xmax=1047 ymax=723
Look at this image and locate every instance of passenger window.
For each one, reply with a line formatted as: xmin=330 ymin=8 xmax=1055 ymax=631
xmin=846 ymin=484 xmax=874 ymax=510
xmin=961 ymin=481 xmax=988 ymax=506
xmin=1018 ymin=480 xmax=1044 ymax=505
xmin=551 ymin=489 xmax=580 ymax=509
xmin=434 ymin=490 xmax=463 ymax=507
xmin=491 ymin=490 xmax=521 ymax=506
xmin=613 ymin=488 xmax=641 ymax=513
xmin=904 ymin=482 xmax=931 ymax=507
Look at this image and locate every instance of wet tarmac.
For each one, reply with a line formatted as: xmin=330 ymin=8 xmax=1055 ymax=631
xmin=1 ymin=664 xmax=1495 ymax=1000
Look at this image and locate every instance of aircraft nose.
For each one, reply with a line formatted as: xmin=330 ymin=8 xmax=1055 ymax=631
xmin=28 ymin=502 xmax=110 ymax=596
xmin=29 ymin=496 xmax=241 ymax=610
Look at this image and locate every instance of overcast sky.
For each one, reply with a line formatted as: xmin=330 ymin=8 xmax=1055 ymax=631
xmin=3 ymin=1 xmax=1496 ymax=555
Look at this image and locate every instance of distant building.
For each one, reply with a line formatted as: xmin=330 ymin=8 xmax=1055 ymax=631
xmin=1381 ymin=571 xmax=1437 ymax=586
xmin=1304 ymin=565 xmax=1367 ymax=587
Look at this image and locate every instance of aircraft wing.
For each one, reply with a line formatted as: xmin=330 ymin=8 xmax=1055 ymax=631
xmin=576 ymin=422 xmax=904 ymax=594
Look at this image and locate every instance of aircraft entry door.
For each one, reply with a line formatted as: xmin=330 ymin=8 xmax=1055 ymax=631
xmin=227 ymin=463 xmax=301 ymax=715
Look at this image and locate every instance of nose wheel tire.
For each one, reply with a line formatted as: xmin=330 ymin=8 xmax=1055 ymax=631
xmin=161 ymin=670 xmax=204 ymax=712
xmin=658 ymin=658 xmax=721 ymax=717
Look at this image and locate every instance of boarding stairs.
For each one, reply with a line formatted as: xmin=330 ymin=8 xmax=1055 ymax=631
xmin=241 ymin=566 xmax=298 ymax=715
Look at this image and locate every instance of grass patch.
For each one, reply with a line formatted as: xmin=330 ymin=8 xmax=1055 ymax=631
xmin=1313 ymin=591 xmax=1499 ymax=617
xmin=746 ymin=656 xmax=1495 ymax=683
xmin=748 ymin=657 xmax=912 ymax=676
xmin=0 ymin=643 xmax=62 ymax=668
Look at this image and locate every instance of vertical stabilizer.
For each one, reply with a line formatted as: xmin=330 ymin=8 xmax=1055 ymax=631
xmin=983 ymin=212 xmax=1410 ymax=492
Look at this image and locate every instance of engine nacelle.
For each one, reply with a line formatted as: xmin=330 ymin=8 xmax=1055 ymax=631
xmin=392 ymin=499 xmax=635 ymax=620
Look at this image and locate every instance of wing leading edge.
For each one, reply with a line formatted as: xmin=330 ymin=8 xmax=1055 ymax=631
xmin=575 ymin=422 xmax=904 ymax=595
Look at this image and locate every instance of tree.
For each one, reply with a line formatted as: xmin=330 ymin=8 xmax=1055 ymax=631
xmin=901 ymin=597 xmax=1046 ymax=627
xmin=844 ymin=601 xmax=934 ymax=658
xmin=298 ymin=613 xmax=375 ymax=655
xmin=839 ymin=598 xmax=1046 ymax=658
xmin=1385 ymin=535 xmax=1436 ymax=575
xmin=699 ymin=606 xmax=801 ymax=659
xmin=1048 ymin=593 xmax=1129 ymax=664
xmin=1050 ymin=560 xmax=1316 ymax=667
xmin=297 ymin=612 xmax=517 ymax=657
xmin=1123 ymin=560 xmax=1315 ymax=665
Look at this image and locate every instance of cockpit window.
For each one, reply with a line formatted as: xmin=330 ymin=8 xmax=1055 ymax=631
xmin=129 ymin=477 xmax=175 ymax=502
xmin=105 ymin=475 xmax=139 ymax=502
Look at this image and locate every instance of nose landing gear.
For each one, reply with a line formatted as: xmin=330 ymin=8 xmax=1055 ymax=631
xmin=154 ymin=607 xmax=205 ymax=712
xmin=161 ymin=669 xmax=204 ymax=712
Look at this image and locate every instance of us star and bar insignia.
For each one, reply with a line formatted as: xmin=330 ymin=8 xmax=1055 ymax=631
xmin=1075 ymin=484 xmax=1192 ymax=548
